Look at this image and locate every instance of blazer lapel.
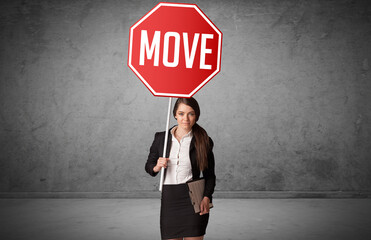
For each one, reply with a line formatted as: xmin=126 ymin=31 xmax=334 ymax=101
xmin=189 ymin=137 xmax=198 ymax=170
xmin=165 ymin=131 xmax=172 ymax=158
xmin=190 ymin=137 xmax=195 ymax=151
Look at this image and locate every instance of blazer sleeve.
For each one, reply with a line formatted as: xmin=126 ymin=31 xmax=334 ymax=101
xmin=203 ymin=137 xmax=216 ymax=201
xmin=145 ymin=132 xmax=160 ymax=177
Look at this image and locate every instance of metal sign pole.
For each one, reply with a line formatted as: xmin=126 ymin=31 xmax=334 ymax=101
xmin=159 ymin=97 xmax=172 ymax=192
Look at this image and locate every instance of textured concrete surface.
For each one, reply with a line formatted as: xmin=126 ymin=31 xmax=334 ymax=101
xmin=1 ymin=0 xmax=371 ymax=194
xmin=1 ymin=198 xmax=371 ymax=240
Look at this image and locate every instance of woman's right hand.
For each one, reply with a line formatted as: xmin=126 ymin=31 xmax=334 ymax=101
xmin=153 ymin=157 xmax=169 ymax=173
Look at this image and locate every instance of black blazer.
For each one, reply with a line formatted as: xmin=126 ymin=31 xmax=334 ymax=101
xmin=145 ymin=128 xmax=216 ymax=202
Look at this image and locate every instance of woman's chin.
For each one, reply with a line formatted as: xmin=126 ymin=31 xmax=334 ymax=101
xmin=179 ymin=124 xmax=192 ymax=130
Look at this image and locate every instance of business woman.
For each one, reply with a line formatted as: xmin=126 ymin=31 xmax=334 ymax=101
xmin=145 ymin=97 xmax=216 ymax=240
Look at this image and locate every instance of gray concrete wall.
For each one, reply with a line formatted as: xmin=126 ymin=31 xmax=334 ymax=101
xmin=0 ymin=0 xmax=370 ymax=194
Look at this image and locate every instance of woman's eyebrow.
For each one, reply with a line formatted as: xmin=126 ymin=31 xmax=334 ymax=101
xmin=177 ymin=111 xmax=195 ymax=113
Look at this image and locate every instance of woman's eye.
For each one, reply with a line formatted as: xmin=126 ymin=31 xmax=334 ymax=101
xmin=178 ymin=113 xmax=184 ymax=116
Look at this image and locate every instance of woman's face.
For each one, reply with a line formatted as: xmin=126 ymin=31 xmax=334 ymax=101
xmin=175 ymin=103 xmax=196 ymax=132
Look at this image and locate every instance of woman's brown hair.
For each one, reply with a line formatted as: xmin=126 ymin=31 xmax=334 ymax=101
xmin=173 ymin=97 xmax=210 ymax=171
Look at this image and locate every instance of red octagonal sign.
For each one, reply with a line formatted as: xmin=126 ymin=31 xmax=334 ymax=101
xmin=128 ymin=2 xmax=222 ymax=98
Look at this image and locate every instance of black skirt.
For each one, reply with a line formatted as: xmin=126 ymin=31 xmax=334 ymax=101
xmin=160 ymin=183 xmax=209 ymax=239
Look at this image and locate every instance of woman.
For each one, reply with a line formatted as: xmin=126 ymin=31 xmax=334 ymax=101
xmin=145 ymin=97 xmax=216 ymax=240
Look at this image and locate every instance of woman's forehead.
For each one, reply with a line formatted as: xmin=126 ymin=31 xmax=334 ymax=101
xmin=176 ymin=103 xmax=195 ymax=112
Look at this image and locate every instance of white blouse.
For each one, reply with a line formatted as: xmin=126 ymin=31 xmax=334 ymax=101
xmin=163 ymin=127 xmax=193 ymax=185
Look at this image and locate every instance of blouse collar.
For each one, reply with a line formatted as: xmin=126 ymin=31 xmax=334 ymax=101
xmin=171 ymin=126 xmax=193 ymax=140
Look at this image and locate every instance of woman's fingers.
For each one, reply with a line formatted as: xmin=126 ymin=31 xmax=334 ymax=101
xmin=153 ymin=158 xmax=169 ymax=173
xmin=199 ymin=203 xmax=205 ymax=215
xmin=199 ymin=197 xmax=210 ymax=215
xmin=158 ymin=157 xmax=169 ymax=168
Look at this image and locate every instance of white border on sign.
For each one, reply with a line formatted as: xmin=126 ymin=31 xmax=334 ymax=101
xmin=128 ymin=2 xmax=222 ymax=98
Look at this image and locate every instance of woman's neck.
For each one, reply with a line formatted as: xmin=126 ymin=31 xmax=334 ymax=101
xmin=175 ymin=126 xmax=191 ymax=141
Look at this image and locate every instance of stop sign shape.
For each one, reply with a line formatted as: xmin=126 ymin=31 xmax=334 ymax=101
xmin=128 ymin=2 xmax=222 ymax=98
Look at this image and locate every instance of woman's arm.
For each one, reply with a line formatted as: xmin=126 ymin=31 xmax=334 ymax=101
xmin=145 ymin=133 xmax=160 ymax=176
xmin=203 ymin=137 xmax=216 ymax=201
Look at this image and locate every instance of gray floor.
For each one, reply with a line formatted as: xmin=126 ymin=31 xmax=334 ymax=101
xmin=1 ymin=198 xmax=370 ymax=240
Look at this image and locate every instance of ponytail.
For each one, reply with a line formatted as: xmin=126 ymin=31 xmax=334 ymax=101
xmin=192 ymin=123 xmax=210 ymax=171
